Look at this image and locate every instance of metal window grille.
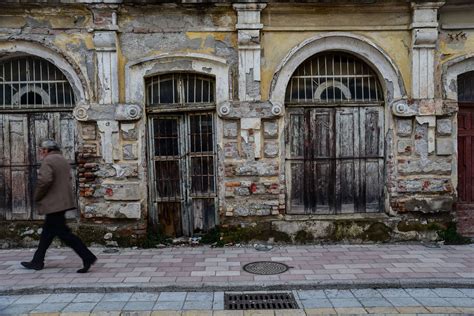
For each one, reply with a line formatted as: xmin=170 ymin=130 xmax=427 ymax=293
xmin=0 ymin=56 xmax=75 ymax=111
xmin=285 ymin=52 xmax=382 ymax=104
xmin=146 ymin=73 xmax=215 ymax=107
xmin=459 ymin=71 xmax=474 ymax=102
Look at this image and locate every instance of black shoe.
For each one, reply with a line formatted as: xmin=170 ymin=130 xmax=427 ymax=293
xmin=77 ymin=256 xmax=97 ymax=273
xmin=21 ymin=261 xmax=44 ymax=271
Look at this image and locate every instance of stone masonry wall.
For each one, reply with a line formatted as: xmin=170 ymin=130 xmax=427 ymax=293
xmin=222 ymin=117 xmax=284 ymax=218
xmin=1 ymin=1 xmax=473 ymax=242
xmin=392 ymin=116 xmax=455 ymax=213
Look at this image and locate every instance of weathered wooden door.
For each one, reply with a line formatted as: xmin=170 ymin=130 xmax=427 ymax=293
xmin=146 ymin=73 xmax=217 ymax=237
xmin=286 ymin=107 xmax=384 ymax=214
xmin=458 ymin=106 xmax=474 ymax=205
xmin=457 ymin=71 xmax=474 ymax=236
xmin=0 ymin=56 xmax=77 ymax=220
xmin=285 ymin=52 xmax=384 ymax=214
xmin=148 ymin=112 xmax=217 ymax=236
xmin=0 ymin=112 xmax=77 ymax=220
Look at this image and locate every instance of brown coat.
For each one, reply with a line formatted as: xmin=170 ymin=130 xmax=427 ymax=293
xmin=34 ymin=151 xmax=76 ymax=215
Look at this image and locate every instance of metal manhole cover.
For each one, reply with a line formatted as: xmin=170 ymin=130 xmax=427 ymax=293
xmin=225 ymin=292 xmax=298 ymax=310
xmin=243 ymin=261 xmax=289 ymax=275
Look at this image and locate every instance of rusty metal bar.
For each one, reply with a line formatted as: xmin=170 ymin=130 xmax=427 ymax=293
xmin=2 ymin=61 xmax=4 ymax=109
xmin=332 ymin=53 xmax=335 ymax=102
xmin=324 ymin=54 xmax=328 ymax=102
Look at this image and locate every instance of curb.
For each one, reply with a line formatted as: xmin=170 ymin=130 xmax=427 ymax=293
xmin=1 ymin=278 xmax=474 ymax=295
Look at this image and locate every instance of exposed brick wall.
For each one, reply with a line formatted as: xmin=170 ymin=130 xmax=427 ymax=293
xmin=77 ymin=145 xmax=99 ymax=198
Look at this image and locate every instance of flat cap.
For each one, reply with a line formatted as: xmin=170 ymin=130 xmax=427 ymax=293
xmin=40 ymin=139 xmax=60 ymax=150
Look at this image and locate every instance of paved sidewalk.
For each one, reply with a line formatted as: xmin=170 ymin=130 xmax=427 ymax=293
xmin=0 ymin=244 xmax=473 ymax=294
xmin=1 ymin=288 xmax=474 ymax=315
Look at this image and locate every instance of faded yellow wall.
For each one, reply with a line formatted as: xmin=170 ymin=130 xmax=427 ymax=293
xmin=1 ymin=3 xmax=415 ymax=103
xmin=439 ymin=5 xmax=474 ymax=96
xmin=116 ymin=5 xmax=237 ymax=103
xmin=260 ymin=3 xmax=412 ymax=100
xmin=261 ymin=31 xmax=412 ymax=100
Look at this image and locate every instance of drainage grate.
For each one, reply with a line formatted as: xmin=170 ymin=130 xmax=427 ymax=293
xmin=224 ymin=292 xmax=298 ymax=310
xmin=243 ymin=261 xmax=289 ymax=275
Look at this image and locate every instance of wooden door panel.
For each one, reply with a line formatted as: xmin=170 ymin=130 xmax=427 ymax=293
xmin=9 ymin=115 xmax=30 ymax=220
xmin=335 ymin=108 xmax=360 ymax=213
xmin=151 ymin=116 xmax=184 ymax=236
xmin=286 ymin=109 xmax=306 ymax=214
xmin=359 ymin=107 xmax=384 ymax=212
xmin=149 ymin=113 xmax=217 ymax=236
xmin=313 ymin=161 xmax=333 ymax=214
xmin=1 ymin=114 xmax=30 ymax=220
xmin=458 ymin=134 xmax=467 ymax=202
xmin=364 ymin=159 xmax=384 ymax=212
xmin=361 ymin=108 xmax=384 ymax=157
xmin=471 ymin=134 xmax=474 ymax=204
xmin=457 ymin=74 xmax=474 ymax=236
xmin=308 ymin=109 xmax=333 ymax=159
xmin=458 ymin=106 xmax=474 ymax=205
xmin=0 ymin=116 xmax=5 ymax=219
xmin=286 ymin=111 xmax=304 ymax=159
xmin=188 ymin=113 xmax=217 ymax=232
xmin=338 ymin=160 xmax=357 ymax=213
xmin=286 ymin=105 xmax=384 ymax=215
xmin=156 ymin=202 xmax=182 ymax=237
xmin=192 ymin=198 xmax=215 ymax=233
xmin=336 ymin=108 xmax=359 ymax=158
xmin=288 ymin=161 xmax=305 ymax=214
xmin=59 ymin=113 xmax=77 ymax=162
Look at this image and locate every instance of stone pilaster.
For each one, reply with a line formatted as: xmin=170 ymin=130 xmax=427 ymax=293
xmin=411 ymin=2 xmax=444 ymax=100
xmin=89 ymin=5 xmax=121 ymax=163
xmin=233 ymin=3 xmax=266 ymax=102
xmin=411 ymin=1 xmax=445 ymax=154
xmin=389 ymin=2 xmax=454 ymax=214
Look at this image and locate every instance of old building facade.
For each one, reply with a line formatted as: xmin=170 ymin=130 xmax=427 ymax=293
xmin=0 ymin=0 xmax=473 ymax=245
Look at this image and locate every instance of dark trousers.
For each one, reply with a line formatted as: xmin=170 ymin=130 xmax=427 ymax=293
xmin=32 ymin=211 xmax=95 ymax=264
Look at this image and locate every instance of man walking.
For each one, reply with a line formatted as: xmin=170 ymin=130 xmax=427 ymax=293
xmin=21 ymin=140 xmax=97 ymax=273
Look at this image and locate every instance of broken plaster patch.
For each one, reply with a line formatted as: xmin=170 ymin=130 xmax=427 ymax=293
xmin=84 ymin=202 xmax=141 ymax=219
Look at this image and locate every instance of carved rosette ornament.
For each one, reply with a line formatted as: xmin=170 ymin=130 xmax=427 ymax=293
xmin=73 ymin=105 xmax=90 ymax=121
xmin=270 ymin=102 xmax=283 ymax=116
xmin=217 ymin=101 xmax=231 ymax=117
xmin=115 ymin=104 xmax=142 ymax=121
xmin=391 ymin=100 xmax=417 ymax=117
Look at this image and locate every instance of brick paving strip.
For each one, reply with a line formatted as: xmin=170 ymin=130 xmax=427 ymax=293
xmin=0 ymin=244 xmax=473 ymax=294
xmin=0 ymin=288 xmax=473 ymax=315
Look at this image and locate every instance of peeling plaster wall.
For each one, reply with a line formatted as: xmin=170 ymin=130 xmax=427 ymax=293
xmin=260 ymin=3 xmax=413 ymax=100
xmin=0 ymin=0 xmax=471 ymax=243
xmin=0 ymin=5 xmax=96 ymax=103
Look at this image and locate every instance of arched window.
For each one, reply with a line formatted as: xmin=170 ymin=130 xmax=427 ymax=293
xmin=0 ymin=56 xmax=75 ymax=110
xmin=145 ymin=73 xmax=215 ymax=107
xmin=285 ymin=52 xmax=382 ymax=104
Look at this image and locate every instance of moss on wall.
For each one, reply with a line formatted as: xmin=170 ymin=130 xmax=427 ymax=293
xmin=220 ymin=222 xmax=291 ymax=244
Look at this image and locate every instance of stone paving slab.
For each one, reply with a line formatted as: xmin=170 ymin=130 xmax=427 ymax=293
xmin=0 ymin=288 xmax=473 ymax=315
xmin=0 ymin=244 xmax=473 ymax=294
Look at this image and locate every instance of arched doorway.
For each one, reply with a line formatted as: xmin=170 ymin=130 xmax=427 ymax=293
xmin=0 ymin=55 xmax=77 ymax=220
xmin=285 ymin=52 xmax=384 ymax=214
xmin=146 ymin=73 xmax=217 ymax=236
xmin=457 ymin=70 xmax=474 ymax=236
